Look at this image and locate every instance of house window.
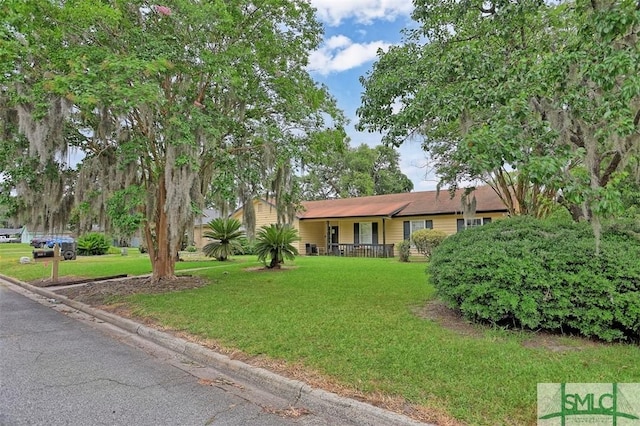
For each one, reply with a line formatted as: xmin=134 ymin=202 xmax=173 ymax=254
xmin=466 ymin=218 xmax=483 ymax=228
xmin=411 ymin=220 xmax=433 ymax=234
xmin=359 ymin=222 xmax=373 ymax=244
xmin=403 ymin=220 xmax=433 ymax=240
xmin=456 ymin=217 xmax=492 ymax=232
xmin=354 ymin=222 xmax=378 ymax=244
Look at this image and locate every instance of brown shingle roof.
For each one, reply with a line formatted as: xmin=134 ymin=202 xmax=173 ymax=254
xmin=297 ymin=186 xmax=506 ymax=219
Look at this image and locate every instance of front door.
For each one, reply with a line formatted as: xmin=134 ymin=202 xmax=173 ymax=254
xmin=330 ymin=226 xmax=339 ymax=255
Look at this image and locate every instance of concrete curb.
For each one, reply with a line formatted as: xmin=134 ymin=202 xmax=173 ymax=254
xmin=0 ymin=274 xmax=430 ymax=426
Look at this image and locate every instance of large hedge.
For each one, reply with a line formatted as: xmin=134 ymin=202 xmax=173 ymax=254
xmin=429 ymin=216 xmax=640 ymax=342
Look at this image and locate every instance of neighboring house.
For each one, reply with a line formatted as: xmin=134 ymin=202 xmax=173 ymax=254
xmin=192 ymin=208 xmax=224 ymax=249
xmin=0 ymin=228 xmax=23 ymax=243
xmin=11 ymin=227 xmax=37 ymax=244
xmin=232 ymin=186 xmax=509 ymax=258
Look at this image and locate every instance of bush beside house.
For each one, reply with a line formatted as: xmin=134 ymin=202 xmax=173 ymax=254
xmin=397 ymin=240 xmax=411 ymax=262
xmin=411 ymin=228 xmax=447 ymax=258
xmin=429 ymin=216 xmax=640 ymax=342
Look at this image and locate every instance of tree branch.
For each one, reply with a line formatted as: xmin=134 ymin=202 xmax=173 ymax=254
xmin=569 ymin=124 xmax=585 ymax=148
xmin=600 ymin=152 xmax=621 ymax=186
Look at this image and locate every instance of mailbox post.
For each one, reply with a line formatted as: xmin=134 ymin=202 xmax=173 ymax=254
xmin=51 ymin=244 xmax=62 ymax=282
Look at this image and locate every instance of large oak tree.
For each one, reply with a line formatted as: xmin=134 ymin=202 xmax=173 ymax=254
xmin=357 ymin=0 xmax=640 ymax=231
xmin=1 ymin=0 xmax=343 ymax=280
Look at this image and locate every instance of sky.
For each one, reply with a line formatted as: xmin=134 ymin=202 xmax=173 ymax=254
xmin=306 ymin=0 xmax=437 ymax=191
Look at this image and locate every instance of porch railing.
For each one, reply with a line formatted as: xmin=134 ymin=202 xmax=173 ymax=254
xmin=328 ymin=243 xmax=394 ymax=258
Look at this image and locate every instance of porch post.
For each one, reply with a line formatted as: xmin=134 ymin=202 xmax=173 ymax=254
xmin=326 ymin=220 xmax=329 ymax=253
xmin=382 ymin=217 xmax=387 ymax=257
xmin=382 ymin=218 xmax=386 ymax=246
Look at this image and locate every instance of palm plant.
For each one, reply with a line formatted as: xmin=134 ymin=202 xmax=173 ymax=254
xmin=202 ymin=218 xmax=245 ymax=261
xmin=254 ymin=223 xmax=299 ymax=269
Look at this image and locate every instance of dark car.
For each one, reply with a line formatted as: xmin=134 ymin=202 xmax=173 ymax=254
xmin=31 ymin=236 xmax=77 ymax=261
xmin=30 ymin=236 xmax=75 ymax=248
xmin=30 ymin=237 xmax=51 ymax=248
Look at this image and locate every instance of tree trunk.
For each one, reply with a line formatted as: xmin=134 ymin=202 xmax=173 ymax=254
xmin=268 ymin=251 xmax=282 ymax=269
xmin=568 ymin=203 xmax=586 ymax=222
xmin=491 ymin=170 xmax=518 ymax=216
xmin=150 ymin=178 xmax=176 ymax=281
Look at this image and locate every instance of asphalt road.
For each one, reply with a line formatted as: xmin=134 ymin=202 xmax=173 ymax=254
xmin=0 ymin=283 xmax=340 ymax=426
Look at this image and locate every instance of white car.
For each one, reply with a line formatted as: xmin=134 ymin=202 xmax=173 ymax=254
xmin=0 ymin=235 xmax=20 ymax=243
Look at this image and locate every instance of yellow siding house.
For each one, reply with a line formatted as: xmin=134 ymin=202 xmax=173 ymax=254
xmin=233 ymin=186 xmax=508 ymax=258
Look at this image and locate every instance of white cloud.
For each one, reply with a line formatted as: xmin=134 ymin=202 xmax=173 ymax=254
xmin=309 ymin=36 xmax=391 ymax=75
xmin=325 ymin=34 xmax=351 ymax=50
xmin=310 ymin=0 xmax=414 ymax=26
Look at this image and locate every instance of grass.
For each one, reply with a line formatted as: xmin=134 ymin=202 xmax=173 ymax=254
xmin=0 ymin=243 xmax=236 ymax=281
xmin=2 ymin=246 xmax=638 ymax=425
xmin=119 ymin=256 xmax=639 ymax=425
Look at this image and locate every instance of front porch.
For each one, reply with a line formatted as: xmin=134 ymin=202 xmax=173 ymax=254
xmin=299 ymin=218 xmax=396 ymax=259
xmin=328 ymin=243 xmax=394 ymax=258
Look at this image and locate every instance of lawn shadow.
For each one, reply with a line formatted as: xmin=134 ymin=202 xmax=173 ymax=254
xmin=413 ymin=299 xmax=605 ymax=352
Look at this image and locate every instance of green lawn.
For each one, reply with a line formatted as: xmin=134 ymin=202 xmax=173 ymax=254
xmin=0 ymin=243 xmax=234 ymax=281
xmin=1 ymin=247 xmax=638 ymax=425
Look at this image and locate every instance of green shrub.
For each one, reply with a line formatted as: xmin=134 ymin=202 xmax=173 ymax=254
xmin=202 ymin=218 xmax=245 ymax=261
xmin=397 ymin=240 xmax=411 ymax=262
xmin=77 ymin=232 xmax=111 ymax=256
xmin=411 ymin=228 xmax=448 ymax=257
xmin=255 ymin=224 xmax=299 ymax=268
xmin=429 ymin=216 xmax=640 ymax=342
xmin=107 ymin=246 xmax=121 ymax=255
xmin=185 ymin=245 xmax=197 ymax=253
xmin=545 ymin=206 xmax=574 ymax=225
xmin=237 ymin=237 xmax=256 ymax=255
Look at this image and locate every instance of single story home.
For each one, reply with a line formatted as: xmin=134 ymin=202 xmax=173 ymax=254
xmin=232 ymin=186 xmax=508 ymax=258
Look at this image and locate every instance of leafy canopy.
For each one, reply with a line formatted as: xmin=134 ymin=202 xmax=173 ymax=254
xmin=2 ymin=0 xmax=343 ymax=280
xmin=357 ymin=0 xmax=640 ymax=227
xmin=300 ymin=143 xmax=413 ymax=200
